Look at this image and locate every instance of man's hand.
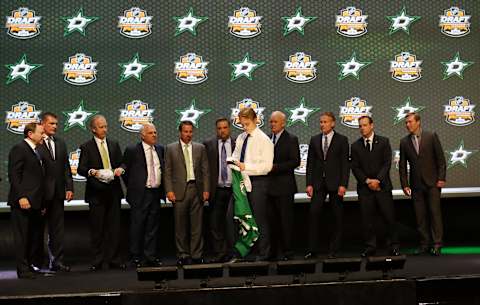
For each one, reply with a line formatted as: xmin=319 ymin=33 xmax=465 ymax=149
xmin=167 ymin=192 xmax=176 ymax=203
xmin=337 ymin=186 xmax=346 ymax=197
xmin=114 ymin=168 xmax=124 ymax=177
xmin=436 ymin=180 xmax=446 ymax=188
xmin=203 ymin=192 xmax=209 ymax=202
xmin=235 ymin=161 xmax=245 ymax=171
xmin=403 ymin=187 xmax=412 ymax=197
xmin=89 ymin=169 xmax=98 ymax=177
xmin=367 ymin=179 xmax=381 ymax=191
xmin=65 ymin=191 xmax=74 ymax=202
xmin=41 ymin=208 xmax=47 ymax=216
xmin=306 ymin=185 xmax=313 ymax=198
xmin=19 ymin=197 xmax=31 ymax=210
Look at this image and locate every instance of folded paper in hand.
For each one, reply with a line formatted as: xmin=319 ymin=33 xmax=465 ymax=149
xmin=96 ymin=169 xmax=114 ymax=184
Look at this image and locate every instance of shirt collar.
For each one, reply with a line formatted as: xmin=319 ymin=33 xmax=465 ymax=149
xmin=273 ymin=129 xmax=284 ymax=139
xmin=24 ymin=138 xmax=37 ymax=150
xmin=94 ymin=136 xmax=106 ymax=145
xmin=322 ymin=130 xmax=334 ymax=138
xmin=180 ymin=139 xmax=191 ymax=147
xmin=142 ymin=141 xmax=154 ymax=150
xmin=363 ymin=132 xmax=375 ymax=143
xmin=411 ymin=128 xmax=422 ymax=137
xmin=218 ymin=137 xmax=231 ymax=144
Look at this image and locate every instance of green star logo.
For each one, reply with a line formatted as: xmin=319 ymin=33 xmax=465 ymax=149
xmin=173 ymin=7 xmax=208 ymax=36
xmin=62 ymin=100 xmax=98 ymax=131
xmin=447 ymin=140 xmax=477 ymax=169
xmin=5 ymin=54 xmax=42 ymax=84
xmin=392 ymin=97 xmax=425 ymax=125
xmin=285 ymin=97 xmax=320 ymax=127
xmin=337 ymin=52 xmax=372 ymax=80
xmin=61 ymin=8 xmax=99 ymax=37
xmin=229 ymin=53 xmax=265 ymax=81
xmin=441 ymin=52 xmax=474 ymax=80
xmin=175 ymin=99 xmax=211 ymax=128
xmin=281 ymin=7 xmax=316 ymax=36
xmin=118 ymin=53 xmax=155 ymax=83
xmin=386 ymin=6 xmax=421 ymax=35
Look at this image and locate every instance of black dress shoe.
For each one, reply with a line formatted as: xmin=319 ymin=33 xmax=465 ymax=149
xmin=177 ymin=257 xmax=191 ymax=266
xmin=361 ymin=248 xmax=376 ymax=258
xmin=431 ymin=247 xmax=441 ymax=256
xmin=29 ymin=264 xmax=42 ymax=273
xmin=304 ymin=252 xmax=317 ymax=260
xmin=90 ymin=264 xmax=102 ymax=272
xmin=50 ymin=262 xmax=71 ymax=272
xmin=192 ymin=258 xmax=205 ymax=264
xmin=132 ymin=259 xmax=142 ymax=268
xmin=390 ymin=248 xmax=401 ymax=256
xmin=18 ymin=271 xmax=36 ymax=279
xmin=109 ymin=263 xmax=127 ymax=270
xmin=327 ymin=252 xmax=337 ymax=259
xmin=145 ymin=258 xmax=163 ymax=267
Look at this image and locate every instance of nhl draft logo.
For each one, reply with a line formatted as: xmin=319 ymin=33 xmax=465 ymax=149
xmin=5 ymin=7 xmax=41 ymax=39
xmin=443 ymin=96 xmax=475 ymax=126
xmin=63 ymin=53 xmax=98 ymax=86
xmin=5 ymin=101 xmax=41 ymax=134
xmin=230 ymin=98 xmax=265 ymax=130
xmin=389 ymin=52 xmax=422 ymax=82
xmin=118 ymin=7 xmax=152 ymax=38
xmin=294 ymin=144 xmax=309 ymax=175
xmin=439 ymin=7 xmax=470 ymax=37
xmin=119 ymin=100 xmax=155 ymax=132
xmin=228 ymin=7 xmax=262 ymax=38
xmin=335 ymin=7 xmax=368 ymax=37
xmin=174 ymin=53 xmax=208 ymax=84
xmin=283 ymin=52 xmax=317 ymax=83
xmin=339 ymin=97 xmax=372 ymax=128
xmin=69 ymin=149 xmax=86 ymax=182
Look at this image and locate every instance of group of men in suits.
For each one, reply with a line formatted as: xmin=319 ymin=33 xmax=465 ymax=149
xmin=8 ymin=109 xmax=447 ymax=278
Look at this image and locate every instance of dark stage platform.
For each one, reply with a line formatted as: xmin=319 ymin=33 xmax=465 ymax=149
xmin=1 ymin=254 xmax=480 ymax=305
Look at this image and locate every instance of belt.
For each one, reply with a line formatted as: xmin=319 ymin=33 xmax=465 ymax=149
xmin=187 ymin=180 xmax=196 ymax=184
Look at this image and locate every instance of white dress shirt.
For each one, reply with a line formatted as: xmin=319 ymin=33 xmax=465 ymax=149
xmin=44 ymin=135 xmax=56 ymax=159
xmin=180 ymin=140 xmax=195 ymax=180
xmin=322 ymin=130 xmax=334 ymax=150
xmin=271 ymin=129 xmax=284 ymax=145
xmin=94 ymin=136 xmax=111 ymax=167
xmin=142 ymin=141 xmax=161 ymax=188
xmin=363 ymin=132 xmax=375 ymax=151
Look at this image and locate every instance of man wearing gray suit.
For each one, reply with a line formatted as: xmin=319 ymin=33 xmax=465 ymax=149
xmin=399 ymin=112 xmax=446 ymax=256
xmin=165 ymin=121 xmax=210 ymax=265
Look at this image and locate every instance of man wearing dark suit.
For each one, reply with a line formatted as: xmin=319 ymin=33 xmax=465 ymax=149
xmin=122 ymin=123 xmax=165 ymax=267
xmin=8 ymin=122 xmax=45 ymax=279
xmin=203 ymin=118 xmax=236 ymax=263
xmin=267 ymin=111 xmax=300 ymax=260
xmin=164 ymin=121 xmax=210 ymax=265
xmin=305 ymin=112 xmax=349 ymax=259
xmin=36 ymin=112 xmax=74 ymax=272
xmin=351 ymin=116 xmax=400 ymax=257
xmin=78 ymin=115 xmax=126 ymax=271
xmin=399 ymin=112 xmax=446 ymax=256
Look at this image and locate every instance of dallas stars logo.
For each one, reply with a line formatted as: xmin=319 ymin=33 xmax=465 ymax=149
xmin=337 ymin=52 xmax=371 ymax=80
xmin=285 ymin=97 xmax=320 ymax=127
xmin=62 ymin=100 xmax=98 ymax=131
xmin=229 ymin=53 xmax=264 ymax=81
xmin=441 ymin=52 xmax=473 ymax=80
xmin=392 ymin=97 xmax=425 ymax=124
xmin=61 ymin=8 xmax=99 ymax=37
xmin=447 ymin=140 xmax=477 ymax=169
xmin=386 ymin=6 xmax=421 ymax=35
xmin=175 ymin=99 xmax=211 ymax=127
xmin=118 ymin=53 xmax=154 ymax=83
xmin=5 ymin=54 xmax=42 ymax=84
xmin=173 ymin=7 xmax=208 ymax=36
xmin=281 ymin=7 xmax=316 ymax=36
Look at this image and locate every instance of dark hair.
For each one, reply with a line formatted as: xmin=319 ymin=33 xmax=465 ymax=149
xmin=215 ymin=117 xmax=230 ymax=126
xmin=320 ymin=111 xmax=336 ymax=122
xmin=358 ymin=115 xmax=373 ymax=124
xmin=179 ymin=120 xmax=194 ymax=131
xmin=405 ymin=112 xmax=421 ymax=122
xmin=238 ymin=107 xmax=257 ymax=120
xmin=23 ymin=122 xmax=40 ymax=138
xmin=40 ymin=112 xmax=58 ymax=122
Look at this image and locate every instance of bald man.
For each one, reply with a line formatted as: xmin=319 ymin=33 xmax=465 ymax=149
xmin=122 ymin=123 xmax=165 ymax=267
xmin=267 ymin=111 xmax=300 ymax=260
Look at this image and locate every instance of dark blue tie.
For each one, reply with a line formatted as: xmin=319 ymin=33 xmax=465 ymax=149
xmin=33 ymin=148 xmax=42 ymax=163
xmin=239 ymin=134 xmax=249 ymax=163
xmin=221 ymin=141 xmax=227 ymax=184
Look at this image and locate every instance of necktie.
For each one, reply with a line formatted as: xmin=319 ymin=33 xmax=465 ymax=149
xmin=240 ymin=134 xmax=249 ymax=163
xmin=184 ymin=144 xmax=193 ymax=181
xmin=365 ymin=139 xmax=371 ymax=152
xmin=413 ymin=135 xmax=420 ymax=155
xmin=323 ymin=135 xmax=328 ymax=160
xmin=272 ymin=134 xmax=277 ymax=145
xmin=221 ymin=141 xmax=227 ymax=185
xmin=100 ymin=140 xmax=111 ymax=169
xmin=33 ymin=148 xmax=42 ymax=163
xmin=46 ymin=137 xmax=55 ymax=160
xmin=149 ymin=146 xmax=156 ymax=187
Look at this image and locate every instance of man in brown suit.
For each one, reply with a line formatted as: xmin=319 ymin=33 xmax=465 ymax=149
xmin=399 ymin=112 xmax=446 ymax=256
xmin=164 ymin=121 xmax=210 ymax=265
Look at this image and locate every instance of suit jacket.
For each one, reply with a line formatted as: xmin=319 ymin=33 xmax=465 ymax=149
xmin=202 ymin=136 xmax=236 ymax=201
xmin=37 ymin=136 xmax=73 ymax=201
xmin=77 ymin=138 xmax=124 ymax=202
xmin=164 ymin=141 xmax=210 ymax=202
xmin=399 ymin=130 xmax=446 ymax=190
xmin=267 ymin=130 xmax=300 ymax=195
xmin=351 ymin=134 xmax=393 ymax=195
xmin=306 ymin=131 xmax=350 ymax=192
xmin=121 ymin=142 xmax=165 ymax=206
xmin=8 ymin=141 xmax=45 ymax=209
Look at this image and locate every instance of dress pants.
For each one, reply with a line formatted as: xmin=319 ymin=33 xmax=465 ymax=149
xmin=268 ymin=193 xmax=294 ymax=258
xmin=208 ymin=186 xmax=232 ymax=259
xmin=247 ymin=176 xmax=271 ymax=259
xmin=412 ymin=186 xmax=443 ymax=247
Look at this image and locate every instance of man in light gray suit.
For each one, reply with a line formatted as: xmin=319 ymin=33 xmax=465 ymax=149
xmin=165 ymin=121 xmax=210 ymax=265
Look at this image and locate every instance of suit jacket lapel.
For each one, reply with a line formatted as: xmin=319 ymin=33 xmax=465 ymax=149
xmin=90 ymin=138 xmax=103 ymax=168
xmin=137 ymin=143 xmax=147 ymax=167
